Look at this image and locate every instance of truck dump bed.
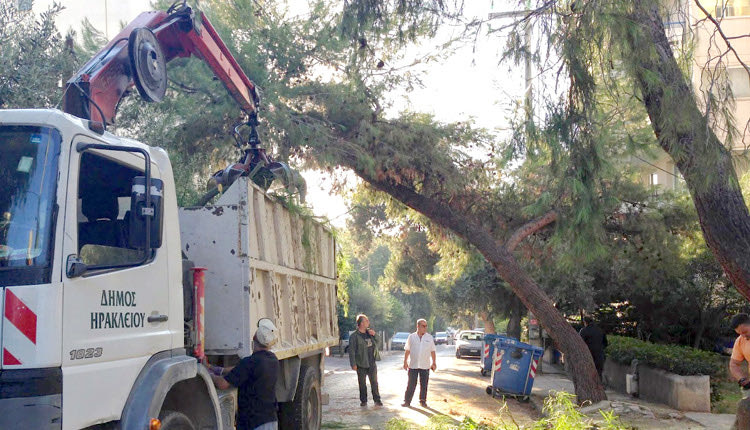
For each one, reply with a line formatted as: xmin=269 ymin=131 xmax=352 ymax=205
xmin=179 ymin=178 xmax=338 ymax=359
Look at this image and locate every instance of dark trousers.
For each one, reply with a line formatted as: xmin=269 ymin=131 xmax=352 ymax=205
xmin=356 ymin=366 xmax=380 ymax=403
xmin=404 ymin=368 xmax=430 ymax=404
xmin=594 ymin=357 xmax=604 ymax=380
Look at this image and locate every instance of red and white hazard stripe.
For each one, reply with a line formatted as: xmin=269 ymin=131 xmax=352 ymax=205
xmin=483 ymin=342 xmax=490 ymax=360
xmin=528 ymin=356 xmax=539 ymax=379
xmin=491 ymin=348 xmax=504 ymax=376
xmin=2 ymin=288 xmax=38 ymax=366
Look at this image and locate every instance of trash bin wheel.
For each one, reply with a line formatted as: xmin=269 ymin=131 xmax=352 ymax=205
xmin=486 ymin=386 xmax=493 ymax=396
xmin=518 ymin=396 xmax=530 ymax=403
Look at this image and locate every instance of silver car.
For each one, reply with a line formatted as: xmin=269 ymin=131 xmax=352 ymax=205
xmin=391 ymin=332 xmax=410 ymax=350
xmin=455 ymin=330 xmax=484 ymax=359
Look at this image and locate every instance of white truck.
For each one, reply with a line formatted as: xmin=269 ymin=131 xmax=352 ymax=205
xmin=0 ymin=110 xmax=338 ymax=429
xmin=0 ymin=4 xmax=338 ymax=430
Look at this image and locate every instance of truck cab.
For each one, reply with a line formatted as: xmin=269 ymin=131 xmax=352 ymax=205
xmin=0 ymin=109 xmax=219 ymax=429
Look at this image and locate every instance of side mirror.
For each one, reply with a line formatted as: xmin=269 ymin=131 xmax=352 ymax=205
xmin=128 ymin=176 xmax=164 ymax=249
xmin=66 ymin=254 xmax=88 ymax=278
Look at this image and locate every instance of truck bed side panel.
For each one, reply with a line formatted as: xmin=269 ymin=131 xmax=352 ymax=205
xmin=179 ymin=178 xmax=338 ymax=360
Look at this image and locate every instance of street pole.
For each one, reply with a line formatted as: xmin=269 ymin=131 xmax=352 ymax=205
xmin=524 ymin=1 xmax=532 ymax=125
xmin=489 ymin=2 xmax=545 ymax=371
xmin=488 ymin=2 xmax=533 ymax=125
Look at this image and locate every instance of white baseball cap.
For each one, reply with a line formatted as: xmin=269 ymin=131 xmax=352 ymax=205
xmin=255 ymin=318 xmax=278 ymax=347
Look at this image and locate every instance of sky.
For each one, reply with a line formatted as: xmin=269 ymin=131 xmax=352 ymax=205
xmin=32 ymin=0 xmax=528 ymax=227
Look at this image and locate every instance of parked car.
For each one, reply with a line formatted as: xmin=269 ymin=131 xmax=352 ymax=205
xmin=435 ymin=332 xmax=448 ymax=345
xmin=391 ymin=332 xmax=411 ymax=350
xmin=455 ymin=330 xmax=484 ymax=359
xmin=333 ymin=330 xmax=354 ymax=355
xmin=341 ymin=330 xmax=353 ymax=353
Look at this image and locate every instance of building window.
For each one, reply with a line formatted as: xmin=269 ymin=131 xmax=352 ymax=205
xmin=715 ymin=0 xmax=750 ymax=17
xmin=728 ymin=68 xmax=750 ymax=98
xmin=650 ymin=172 xmax=659 ymax=186
xmin=14 ymin=0 xmax=32 ymax=11
xmin=699 ymin=64 xmax=750 ymax=99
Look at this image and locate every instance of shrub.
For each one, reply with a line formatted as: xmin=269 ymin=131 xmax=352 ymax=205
xmin=384 ymin=392 xmax=628 ymax=430
xmin=606 ymin=335 xmax=723 ymax=376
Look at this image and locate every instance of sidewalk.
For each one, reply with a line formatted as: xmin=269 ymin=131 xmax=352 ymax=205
xmin=529 ymin=364 xmax=735 ymax=429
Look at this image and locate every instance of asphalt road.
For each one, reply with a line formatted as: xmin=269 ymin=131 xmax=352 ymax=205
xmin=321 ymin=344 xmax=539 ymax=429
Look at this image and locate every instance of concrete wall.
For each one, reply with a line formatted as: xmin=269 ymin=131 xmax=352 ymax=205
xmin=603 ymin=358 xmax=630 ymax=393
xmin=638 ymin=366 xmax=711 ymax=412
xmin=603 ymin=358 xmax=711 ymax=412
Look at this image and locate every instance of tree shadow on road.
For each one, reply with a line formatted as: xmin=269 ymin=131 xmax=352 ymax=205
xmin=403 ymin=404 xmax=461 ymax=425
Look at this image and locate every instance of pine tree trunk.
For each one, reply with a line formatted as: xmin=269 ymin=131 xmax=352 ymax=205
xmin=507 ymin=298 xmax=524 ymax=340
xmin=479 ymin=311 xmax=497 ymax=334
xmin=627 ymin=1 xmax=750 ymax=301
xmin=348 ymin=157 xmax=607 ymax=403
xmin=489 ymin=249 xmax=606 ymax=403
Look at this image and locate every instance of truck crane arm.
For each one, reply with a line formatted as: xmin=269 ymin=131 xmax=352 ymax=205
xmin=63 ymin=2 xmax=306 ymax=205
xmin=62 ymin=2 xmax=259 ymax=126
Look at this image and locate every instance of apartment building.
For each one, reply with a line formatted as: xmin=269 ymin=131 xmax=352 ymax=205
xmin=633 ymin=0 xmax=750 ymax=190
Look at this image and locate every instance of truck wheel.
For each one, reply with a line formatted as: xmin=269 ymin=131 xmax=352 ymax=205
xmin=279 ymin=365 xmax=321 ymax=430
xmin=159 ymin=410 xmax=196 ymax=430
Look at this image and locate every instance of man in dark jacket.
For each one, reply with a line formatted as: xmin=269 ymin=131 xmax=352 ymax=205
xmin=579 ymin=316 xmax=608 ymax=380
xmin=207 ymin=319 xmax=280 ymax=430
xmin=349 ymin=314 xmax=382 ymax=407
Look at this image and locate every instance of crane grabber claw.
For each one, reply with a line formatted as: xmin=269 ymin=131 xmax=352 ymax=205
xmin=198 ymin=113 xmax=307 ymax=207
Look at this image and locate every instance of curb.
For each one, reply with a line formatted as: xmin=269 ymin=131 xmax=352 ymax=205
xmin=529 ymin=394 xmax=547 ymax=416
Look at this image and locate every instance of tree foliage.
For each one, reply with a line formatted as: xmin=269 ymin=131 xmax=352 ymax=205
xmin=0 ymin=2 xmax=76 ymax=109
xmin=499 ymin=0 xmax=750 ymax=302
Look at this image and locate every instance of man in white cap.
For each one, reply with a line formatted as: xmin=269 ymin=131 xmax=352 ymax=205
xmin=207 ymin=318 xmax=280 ymax=430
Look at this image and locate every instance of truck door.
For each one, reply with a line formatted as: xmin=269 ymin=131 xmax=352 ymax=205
xmin=60 ymin=142 xmax=171 ymax=429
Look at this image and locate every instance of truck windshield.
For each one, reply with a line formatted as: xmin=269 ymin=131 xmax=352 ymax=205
xmin=0 ymin=125 xmax=61 ymax=285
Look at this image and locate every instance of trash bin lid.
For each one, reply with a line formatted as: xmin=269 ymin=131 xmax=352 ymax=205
xmin=495 ymin=338 xmax=544 ymax=354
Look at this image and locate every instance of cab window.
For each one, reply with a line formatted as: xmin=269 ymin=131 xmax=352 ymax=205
xmin=77 ymin=151 xmax=147 ymax=268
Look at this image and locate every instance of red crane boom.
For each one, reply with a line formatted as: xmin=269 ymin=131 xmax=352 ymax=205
xmin=62 ymin=3 xmax=258 ymax=125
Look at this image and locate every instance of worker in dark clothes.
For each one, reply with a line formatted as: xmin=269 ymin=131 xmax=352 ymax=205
xmin=207 ymin=319 xmax=280 ymax=430
xmin=349 ymin=314 xmax=382 ymax=407
xmin=579 ymin=316 xmax=608 ymax=380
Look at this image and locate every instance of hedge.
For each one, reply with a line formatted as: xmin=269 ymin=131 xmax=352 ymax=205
xmin=606 ymin=335 xmax=724 ymax=376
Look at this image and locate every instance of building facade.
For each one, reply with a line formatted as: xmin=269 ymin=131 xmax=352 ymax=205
xmin=633 ymin=0 xmax=750 ymax=191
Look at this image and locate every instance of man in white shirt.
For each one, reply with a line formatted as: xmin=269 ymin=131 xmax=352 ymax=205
xmin=401 ymin=318 xmax=437 ymax=407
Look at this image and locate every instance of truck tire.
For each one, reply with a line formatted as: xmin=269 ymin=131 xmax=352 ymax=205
xmin=159 ymin=410 xmax=196 ymax=430
xmin=279 ymin=365 xmax=321 ymax=430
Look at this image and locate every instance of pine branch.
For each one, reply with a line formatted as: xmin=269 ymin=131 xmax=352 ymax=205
xmin=504 ymin=210 xmax=557 ymax=252
xmin=693 ymin=0 xmax=750 ymax=74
